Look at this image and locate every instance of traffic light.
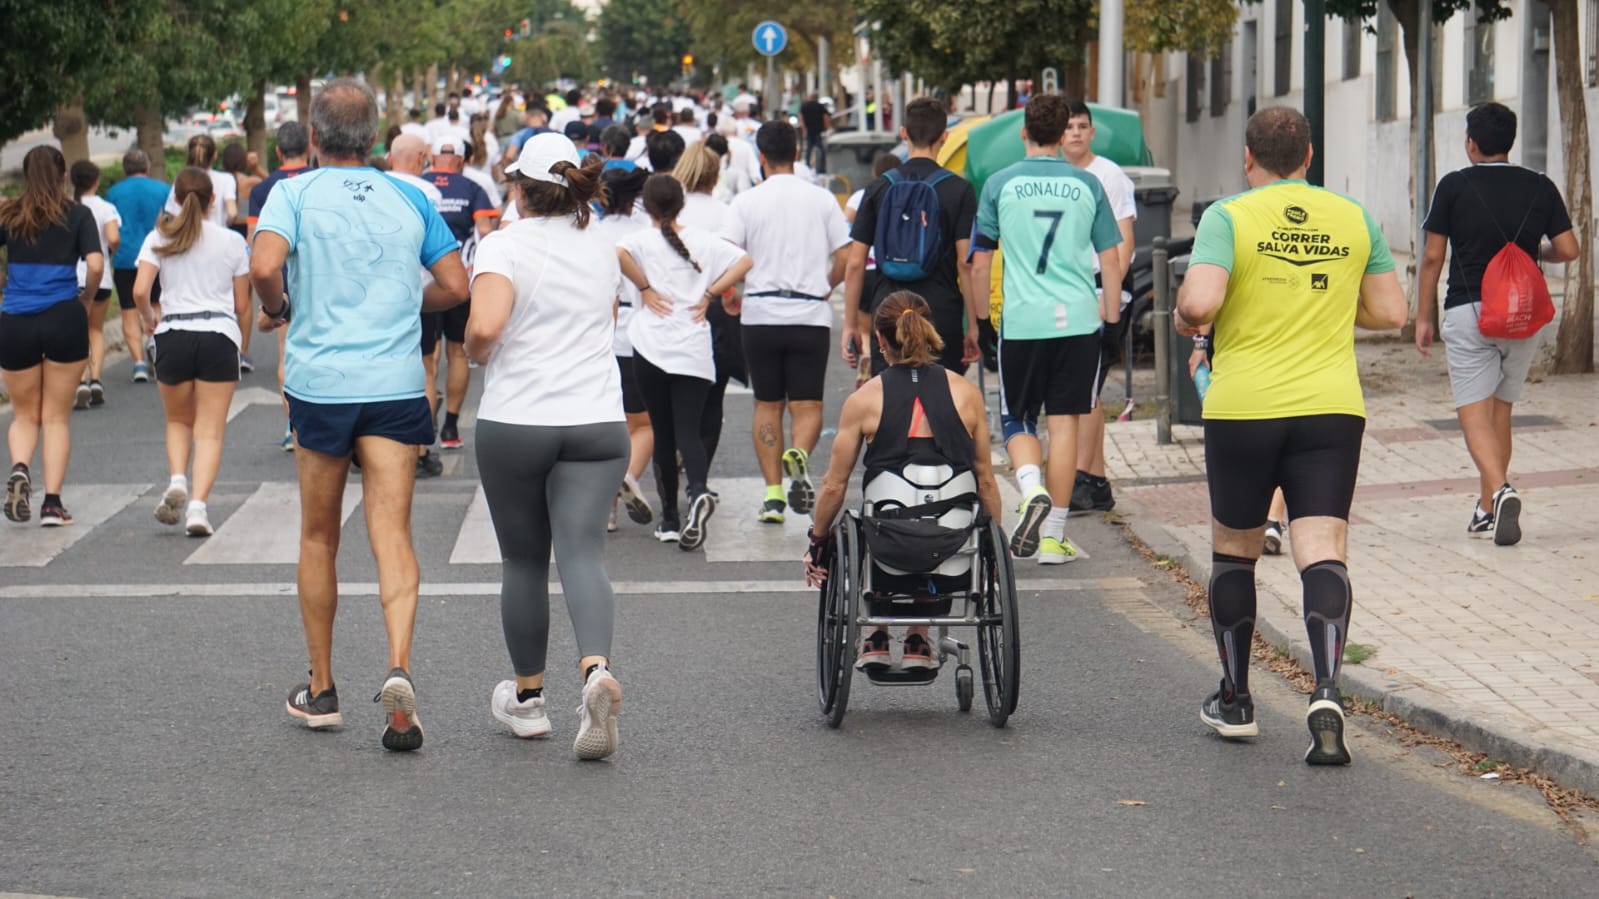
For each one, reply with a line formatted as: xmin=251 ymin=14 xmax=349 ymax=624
xmin=504 ymin=28 xmax=512 ymax=37
xmin=500 ymin=55 xmax=512 ymax=68
xmin=682 ymin=54 xmax=694 ymax=66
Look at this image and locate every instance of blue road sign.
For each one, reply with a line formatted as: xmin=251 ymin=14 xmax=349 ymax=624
xmin=753 ymin=21 xmax=787 ymax=57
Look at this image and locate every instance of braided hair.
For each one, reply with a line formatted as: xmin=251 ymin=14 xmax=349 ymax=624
xmin=641 ymin=174 xmax=699 ymax=272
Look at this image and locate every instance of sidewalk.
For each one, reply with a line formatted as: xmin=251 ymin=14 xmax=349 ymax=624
xmin=1104 ymin=337 xmax=1599 ymax=794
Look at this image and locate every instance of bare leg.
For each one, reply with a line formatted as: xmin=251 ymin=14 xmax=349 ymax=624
xmin=86 ymin=299 xmax=109 ymax=382
xmin=753 ymin=400 xmax=785 ymax=486
xmin=158 ymin=380 xmax=197 ymax=478
xmin=1075 ymin=409 xmax=1107 ymax=477
xmin=294 ymin=444 xmax=351 ymax=695
xmin=190 ymin=379 xmax=237 ymax=502
xmin=1042 ymin=415 xmax=1079 ymax=508
xmin=625 ymin=411 xmax=653 ymax=480
xmin=444 ymin=340 xmax=469 ymax=416
xmin=122 ymin=308 xmax=146 ymax=365
xmin=3 ymin=365 xmax=43 ymax=471
xmin=1268 ymin=489 xmax=1288 ymax=523
xmin=354 ymin=435 xmax=421 ymax=673
xmin=39 ymin=359 xmax=86 ymax=494
xmin=789 ymin=399 xmax=823 ymax=455
xmin=1457 ymin=398 xmax=1507 ymax=511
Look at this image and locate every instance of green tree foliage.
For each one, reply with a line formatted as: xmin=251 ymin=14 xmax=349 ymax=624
xmin=0 ymin=0 xmax=114 ymax=144
xmin=601 ymin=0 xmax=694 ymax=85
xmin=1125 ymin=0 xmax=1244 ymax=56
xmin=859 ymin=0 xmax=1094 ymax=92
xmin=511 ymin=20 xmax=596 ymax=86
xmin=675 ymin=0 xmax=853 ymax=77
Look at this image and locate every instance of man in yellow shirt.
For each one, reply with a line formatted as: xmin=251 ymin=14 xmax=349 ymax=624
xmin=1175 ymin=107 xmax=1407 ymax=765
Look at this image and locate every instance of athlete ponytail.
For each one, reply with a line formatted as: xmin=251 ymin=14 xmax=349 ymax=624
xmin=154 ymin=167 xmax=213 ymax=257
xmin=69 ymin=160 xmax=101 ymax=201
xmin=642 ymin=173 xmax=700 ymax=272
xmin=185 ymin=134 xmax=218 ymax=169
xmin=874 ymin=290 xmax=943 ymax=367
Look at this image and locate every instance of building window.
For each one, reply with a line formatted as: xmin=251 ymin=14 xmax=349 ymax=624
xmin=1187 ymin=53 xmax=1205 ymax=123
xmin=1210 ymin=42 xmax=1232 ymax=116
xmin=1375 ymin=6 xmax=1397 ymax=120
xmin=1343 ymin=19 xmax=1362 ymax=80
xmin=1463 ymin=14 xmax=1495 ymax=105
xmin=1274 ymin=0 xmax=1293 ymax=96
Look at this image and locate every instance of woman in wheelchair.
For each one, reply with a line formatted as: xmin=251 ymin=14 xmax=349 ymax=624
xmin=804 ymin=291 xmax=1003 ymax=670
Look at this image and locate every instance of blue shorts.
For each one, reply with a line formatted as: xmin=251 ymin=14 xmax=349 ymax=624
xmin=286 ymin=395 xmax=435 ymax=457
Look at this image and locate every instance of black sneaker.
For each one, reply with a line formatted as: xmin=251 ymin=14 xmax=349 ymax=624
xmin=900 ymin=633 xmax=936 ymax=670
xmin=415 ymin=449 xmax=443 ymax=479
xmin=285 ymin=680 xmax=342 ymax=729
xmin=1492 ymin=483 xmax=1522 ymax=547
xmin=88 ymin=380 xmax=106 ymax=407
xmin=38 ymin=498 xmax=72 ymax=527
xmin=1305 ymin=684 xmax=1352 ymax=765
xmin=855 ymin=630 xmax=892 ymax=671
xmin=1467 ymin=505 xmax=1494 ymax=538
xmin=678 ymin=492 xmax=717 ymax=552
xmin=4 ymin=464 xmax=29 ymax=523
xmin=1068 ymin=472 xmax=1095 ymax=513
xmin=1200 ymin=684 xmax=1258 ymax=739
xmin=439 ymin=422 xmax=463 ymax=450
xmin=375 ymin=668 xmax=423 ymax=751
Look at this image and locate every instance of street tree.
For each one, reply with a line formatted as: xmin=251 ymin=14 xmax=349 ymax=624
xmin=511 ymin=20 xmax=597 ymax=87
xmin=0 ymin=0 xmax=109 ymax=147
xmin=601 ymin=0 xmax=693 ymax=86
xmin=675 ymin=0 xmax=853 ymax=89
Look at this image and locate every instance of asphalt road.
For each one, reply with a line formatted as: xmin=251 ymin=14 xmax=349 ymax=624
xmin=3 ymin=323 xmax=1597 ymax=897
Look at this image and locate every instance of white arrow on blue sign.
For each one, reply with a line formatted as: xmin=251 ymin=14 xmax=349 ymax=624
xmin=752 ymin=20 xmax=787 ymax=56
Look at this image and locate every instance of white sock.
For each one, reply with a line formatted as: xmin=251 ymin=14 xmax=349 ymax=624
xmin=1016 ymin=464 xmax=1042 ymax=495
xmin=1044 ymin=508 xmax=1069 ymax=541
xmin=187 ymin=499 xmax=206 ymax=512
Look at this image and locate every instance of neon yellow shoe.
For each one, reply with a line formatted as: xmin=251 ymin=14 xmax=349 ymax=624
xmin=1038 ymin=536 xmax=1083 ymax=565
xmin=782 ymin=447 xmax=814 ymax=514
xmin=1009 ymin=485 xmax=1052 ymax=557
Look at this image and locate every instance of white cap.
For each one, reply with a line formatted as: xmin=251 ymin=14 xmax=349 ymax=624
xmin=505 ymin=132 xmax=581 ymax=185
xmin=732 ymin=97 xmax=753 ymax=113
xmin=431 ymin=132 xmax=469 ymax=156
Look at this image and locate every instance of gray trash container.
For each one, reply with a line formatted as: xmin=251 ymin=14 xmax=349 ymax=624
xmin=1125 ymin=165 xmax=1178 ymax=248
xmin=1166 ymin=257 xmax=1205 ymax=426
xmin=824 ymin=132 xmax=903 ymax=198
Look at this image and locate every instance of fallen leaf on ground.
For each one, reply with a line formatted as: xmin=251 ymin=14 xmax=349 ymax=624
xmin=1118 ymin=800 xmax=1147 ymax=807
xmin=952 ymin=868 xmax=975 ymax=875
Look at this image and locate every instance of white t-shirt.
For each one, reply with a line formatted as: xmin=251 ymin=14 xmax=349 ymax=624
xmin=1083 ymin=155 xmax=1136 ymax=275
xmin=471 ymin=217 xmax=624 ymax=426
xmin=461 ymin=164 xmax=503 ymax=209
xmin=679 ymin=192 xmax=736 ymax=239
xmin=590 ymin=213 xmax=649 ymax=357
xmin=672 ymin=124 xmax=704 ymax=145
xmin=549 ymin=107 xmax=582 ymax=135
xmin=164 ymin=170 xmax=238 ymax=230
xmin=726 ymin=173 xmax=851 ymax=328
xmin=77 ymin=195 xmax=121 ymax=290
xmin=620 ymin=225 xmax=746 ymax=382
xmin=400 ymin=122 xmax=429 ymax=140
xmin=137 ymin=222 xmax=248 ymax=347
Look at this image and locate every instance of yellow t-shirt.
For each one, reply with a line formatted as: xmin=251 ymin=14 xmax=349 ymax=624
xmin=1190 ymin=179 xmax=1394 ymax=421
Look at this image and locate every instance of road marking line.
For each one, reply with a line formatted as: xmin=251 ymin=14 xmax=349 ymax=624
xmin=183 ymin=481 xmax=363 ymax=565
xmin=449 ymin=485 xmax=498 ymax=565
xmin=0 ymin=483 xmax=146 ymax=568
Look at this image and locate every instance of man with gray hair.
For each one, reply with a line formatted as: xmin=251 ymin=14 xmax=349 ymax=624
xmin=251 ymin=78 xmax=469 ymax=752
xmin=244 ymin=120 xmax=313 ymax=414
xmin=105 ymin=147 xmax=170 ymax=383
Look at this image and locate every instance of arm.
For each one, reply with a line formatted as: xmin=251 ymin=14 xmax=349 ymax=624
xmin=806 ymin=391 xmax=869 ymax=586
xmin=422 ymin=250 xmax=469 ymax=311
xmin=476 ymin=216 xmax=498 ymax=238
xmin=464 ymin=271 xmax=512 ymax=365
xmin=232 ymin=273 xmax=251 ymax=322
xmin=617 ymin=247 xmax=671 ymax=317
xmin=955 ymin=237 xmax=980 ymax=364
xmin=224 ymin=198 xmax=239 ymax=223
xmin=1174 ymin=263 xmax=1230 ymax=335
xmin=105 ymin=220 xmax=121 ymax=258
xmin=251 ymin=231 xmax=290 ymax=329
xmin=955 ymin=378 xmax=1003 ymax=522
xmin=133 ymin=262 xmax=160 ymax=330
xmin=1097 ymin=247 xmax=1124 ymax=325
xmin=968 ymin=250 xmax=993 ymax=328
xmin=79 ymin=253 xmax=104 ymax=305
xmin=1114 ymin=216 xmax=1134 ymax=274
xmin=840 ymin=241 xmax=870 ymax=364
xmin=1355 ymin=269 xmax=1407 ymax=331
xmin=1544 ymin=229 xmax=1580 ymax=264
xmin=1414 ymin=231 xmax=1447 ymax=356
xmin=826 ymin=245 xmax=848 ymax=291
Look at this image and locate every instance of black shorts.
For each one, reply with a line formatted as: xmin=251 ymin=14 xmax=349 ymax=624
xmin=997 ymin=333 xmax=1102 ymax=430
xmin=285 ymin=394 xmax=435 ymax=457
xmin=0 ymin=300 xmax=89 ymax=371
xmin=90 ymin=288 xmax=112 ymax=302
xmin=113 ymin=267 xmax=159 ymax=311
xmin=1205 ymin=414 xmax=1366 ymax=530
xmin=153 ymin=329 xmax=241 ymax=384
xmin=441 ymin=297 xmax=470 ymax=344
xmin=741 ymin=323 xmax=829 ymax=403
xmin=617 ymin=354 xmax=645 ymax=415
xmin=420 ymin=312 xmax=443 ymax=357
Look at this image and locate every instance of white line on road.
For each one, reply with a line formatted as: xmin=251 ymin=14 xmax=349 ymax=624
xmin=0 ymin=483 xmax=146 ymax=568
xmin=183 ymin=481 xmax=363 ymax=565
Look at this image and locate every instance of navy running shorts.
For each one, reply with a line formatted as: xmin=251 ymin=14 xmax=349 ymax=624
xmin=286 ymin=394 xmax=435 ymax=457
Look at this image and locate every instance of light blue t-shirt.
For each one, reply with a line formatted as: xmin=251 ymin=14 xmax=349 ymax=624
xmin=255 ymin=167 xmax=456 ymax=403
xmin=973 ymin=156 xmax=1121 ymax=340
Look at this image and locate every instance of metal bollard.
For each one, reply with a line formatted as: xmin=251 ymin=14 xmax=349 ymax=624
xmin=1152 ymin=237 xmax=1172 ymax=445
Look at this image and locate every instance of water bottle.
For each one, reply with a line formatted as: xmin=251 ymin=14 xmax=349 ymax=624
xmin=1194 ymin=362 xmax=1211 ymax=400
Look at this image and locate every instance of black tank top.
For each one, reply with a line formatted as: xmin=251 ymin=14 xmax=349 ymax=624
xmin=862 ymin=364 xmax=974 ymax=488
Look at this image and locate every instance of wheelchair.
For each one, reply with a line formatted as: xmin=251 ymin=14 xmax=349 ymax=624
xmin=814 ymin=461 xmax=1020 ymax=728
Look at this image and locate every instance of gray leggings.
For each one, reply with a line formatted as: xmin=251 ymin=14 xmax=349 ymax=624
xmin=475 ymin=419 xmax=630 ymax=676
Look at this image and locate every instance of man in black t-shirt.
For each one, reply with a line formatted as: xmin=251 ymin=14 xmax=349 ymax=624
xmin=1416 ymin=102 xmax=1580 ymax=546
xmin=799 ymin=94 xmax=830 ymax=173
xmin=842 ymin=96 xmax=979 ymax=376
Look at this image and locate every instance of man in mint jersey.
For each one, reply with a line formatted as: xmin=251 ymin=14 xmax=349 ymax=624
xmin=968 ymin=94 xmax=1125 ymax=565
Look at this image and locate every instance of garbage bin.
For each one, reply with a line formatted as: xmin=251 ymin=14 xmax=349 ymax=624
xmin=824 ymin=132 xmax=903 ymax=200
xmin=1165 ymin=257 xmax=1205 ymax=427
xmin=1125 ymin=166 xmax=1178 ymax=249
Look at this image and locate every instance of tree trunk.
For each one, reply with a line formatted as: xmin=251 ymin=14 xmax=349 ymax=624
xmin=52 ymin=97 xmax=91 ymax=167
xmin=426 ymin=63 xmax=440 ymax=106
xmin=244 ymin=79 xmax=268 ymax=162
xmin=1551 ymin=0 xmax=1595 ymax=373
xmin=1388 ymin=0 xmax=1438 ymax=335
xmin=296 ymin=72 xmax=313 ymax=127
xmin=388 ymin=69 xmax=406 ymax=135
xmin=412 ymin=67 xmax=427 ymax=117
xmin=447 ymin=64 xmax=460 ymax=99
xmin=133 ymin=105 xmax=167 ymax=181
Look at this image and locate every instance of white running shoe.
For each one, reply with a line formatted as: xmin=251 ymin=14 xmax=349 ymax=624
xmin=1009 ymin=486 xmax=1052 ymax=558
xmin=154 ymin=482 xmax=188 ymax=526
xmin=574 ymin=663 xmax=621 ymax=760
xmin=618 ymin=473 xmax=654 ymax=524
xmin=491 ymin=680 xmax=552 ymax=738
xmin=185 ymin=502 xmax=213 ymax=537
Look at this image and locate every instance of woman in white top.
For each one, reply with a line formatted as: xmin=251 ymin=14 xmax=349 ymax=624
xmin=617 ymin=174 xmax=751 ymax=552
xmin=133 ymin=167 xmax=250 ymax=537
xmin=591 ymin=166 xmax=655 ymax=534
xmin=69 ymin=160 xmax=121 ymax=407
xmin=163 ymin=135 xmax=238 ymax=230
xmin=465 ymin=134 xmax=627 ymax=760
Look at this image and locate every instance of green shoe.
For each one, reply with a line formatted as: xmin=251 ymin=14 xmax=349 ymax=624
xmin=1037 ymin=536 xmax=1083 ymax=565
xmin=1009 ymin=486 xmax=1051 ymax=558
xmin=782 ymin=447 xmax=814 ymax=515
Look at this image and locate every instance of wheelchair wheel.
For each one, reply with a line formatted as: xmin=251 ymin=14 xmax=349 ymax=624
xmin=815 ymin=517 xmax=860 ymax=727
xmin=955 ymin=665 xmax=974 ymax=712
xmin=977 ymin=519 xmax=1020 ymax=727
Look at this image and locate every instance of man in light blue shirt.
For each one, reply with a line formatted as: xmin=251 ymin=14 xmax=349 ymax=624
xmin=105 ymin=149 xmax=171 ymax=381
xmin=251 ymin=78 xmax=468 ymax=753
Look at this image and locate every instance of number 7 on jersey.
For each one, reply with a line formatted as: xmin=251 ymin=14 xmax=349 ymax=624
xmin=1032 ymin=210 xmax=1063 ymax=275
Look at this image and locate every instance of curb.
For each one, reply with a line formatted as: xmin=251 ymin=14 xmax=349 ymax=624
xmin=1114 ymin=494 xmax=1599 ymax=797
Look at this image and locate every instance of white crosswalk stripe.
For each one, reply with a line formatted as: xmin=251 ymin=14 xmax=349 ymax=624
xmin=0 ymin=483 xmax=145 ymax=568
xmin=183 ymin=481 xmax=364 ymax=565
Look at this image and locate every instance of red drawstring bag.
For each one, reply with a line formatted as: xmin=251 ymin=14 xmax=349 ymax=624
xmin=1465 ymin=176 xmax=1555 ymax=339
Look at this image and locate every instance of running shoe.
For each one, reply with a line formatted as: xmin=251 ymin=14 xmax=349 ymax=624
xmin=607 ymin=504 xmax=619 ymax=533
xmin=130 ymin=361 xmax=151 ymax=383
xmin=617 ymin=473 xmax=653 ymax=524
xmin=1492 ymin=483 xmax=1522 ymax=547
xmin=416 ymin=449 xmax=443 ymax=479
xmin=281 ymin=423 xmax=295 ymax=452
xmin=376 ymin=668 xmax=423 ymax=752
xmin=1068 ymin=472 xmax=1116 ymax=514
xmin=144 ymin=336 xmax=158 ymax=366
xmin=654 ymin=519 xmax=681 ymax=543
xmin=900 ymin=633 xmax=937 ymax=670
xmin=782 ymin=447 xmax=814 ymax=515
xmin=1009 ymin=485 xmax=1051 ymax=558
xmin=285 ymin=679 xmax=342 ymax=729
xmin=88 ymin=380 xmax=106 ymax=407
xmin=574 ymin=663 xmax=621 ymax=760
xmin=185 ymin=502 xmax=213 ymax=537
xmin=678 ymin=492 xmax=716 ymax=551
xmin=38 ymin=498 xmax=72 ymax=527
xmin=855 ymin=630 xmax=892 ymax=671
xmin=5 ymin=465 xmax=30 ymax=523
xmin=491 ymin=680 xmax=552 ymax=738
xmin=154 ymin=481 xmax=188 ymax=526
xmin=1200 ymin=684 xmax=1258 ymax=739
xmin=74 ymin=382 xmax=92 ymax=410
xmin=757 ymin=498 xmax=786 ymax=524
xmin=1467 ymin=505 xmax=1495 ymax=538
xmin=439 ymin=422 xmax=463 ymax=450
xmin=1263 ymin=520 xmax=1285 ymax=556
xmin=1037 ymin=535 xmax=1083 ymax=565
xmin=238 ymin=353 xmax=255 ymax=374
xmin=1304 ymin=684 xmax=1352 ymax=765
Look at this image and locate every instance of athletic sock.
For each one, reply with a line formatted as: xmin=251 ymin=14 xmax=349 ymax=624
xmin=169 ymin=474 xmax=187 ymax=489
xmin=1043 ymin=508 xmax=1069 ymax=541
xmin=187 ymin=499 xmax=206 ymax=511
xmin=444 ymin=411 xmax=460 ymax=430
xmin=516 ymin=687 xmax=543 ymax=702
xmin=1016 ymin=464 xmax=1043 ymax=495
xmin=764 ymin=484 xmax=784 ymax=503
xmin=583 ymin=663 xmax=601 ymax=681
xmin=44 ymin=493 xmax=62 ymax=507
xmin=1302 ymin=560 xmax=1353 ymax=685
xmin=1209 ymin=553 xmax=1258 ymax=699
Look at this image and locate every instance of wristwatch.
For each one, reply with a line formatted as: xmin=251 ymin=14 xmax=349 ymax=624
xmin=1191 ymin=335 xmax=1209 ymax=349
